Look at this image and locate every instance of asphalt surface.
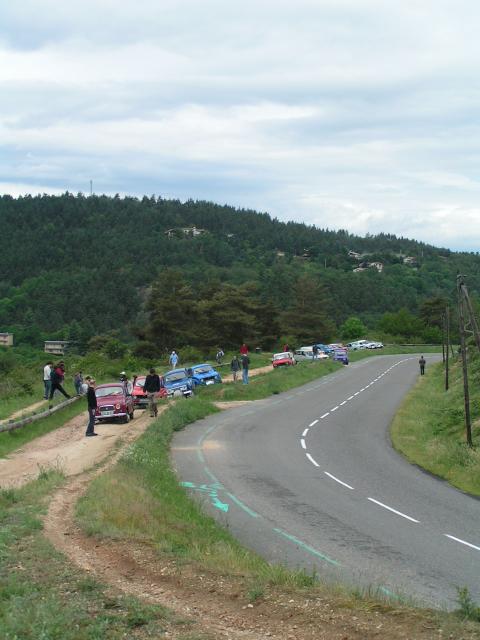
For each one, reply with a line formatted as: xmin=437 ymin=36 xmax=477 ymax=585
xmin=171 ymin=355 xmax=480 ymax=609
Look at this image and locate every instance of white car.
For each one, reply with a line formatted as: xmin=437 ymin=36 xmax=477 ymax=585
xmin=365 ymin=341 xmax=384 ymax=349
xmin=295 ymin=347 xmax=329 ymax=361
xmin=346 ymin=340 xmax=370 ymax=350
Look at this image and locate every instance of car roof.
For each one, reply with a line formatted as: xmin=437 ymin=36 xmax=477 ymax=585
xmin=191 ymin=363 xmax=213 ymax=369
xmin=96 ymin=382 xmax=123 ymax=388
xmin=165 ymin=368 xmax=187 ymax=375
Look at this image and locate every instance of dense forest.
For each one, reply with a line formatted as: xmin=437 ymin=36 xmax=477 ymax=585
xmin=1 ymin=193 xmax=479 ymax=354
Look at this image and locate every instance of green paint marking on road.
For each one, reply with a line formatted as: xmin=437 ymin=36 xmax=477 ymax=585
xmin=226 ymin=492 xmax=260 ymax=518
xmin=180 ymin=480 xmax=229 ymax=512
xmin=273 ymin=528 xmax=340 ymax=567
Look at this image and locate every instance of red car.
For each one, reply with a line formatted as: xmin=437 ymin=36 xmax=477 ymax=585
xmin=95 ymin=382 xmax=135 ymax=423
xmin=272 ymin=351 xmax=297 ymax=368
xmin=131 ymin=375 xmax=167 ymax=409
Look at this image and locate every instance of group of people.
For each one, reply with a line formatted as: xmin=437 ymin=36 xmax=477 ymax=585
xmin=43 ymin=361 xmax=72 ymax=407
xmin=230 ymin=343 xmax=250 ymax=384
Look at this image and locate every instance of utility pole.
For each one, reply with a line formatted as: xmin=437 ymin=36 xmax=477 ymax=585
xmin=445 ymin=306 xmax=449 ymax=391
xmin=90 ymin=180 xmax=93 ymax=196
xmin=441 ymin=312 xmax=446 ymax=364
xmin=457 ymin=277 xmax=473 ymax=447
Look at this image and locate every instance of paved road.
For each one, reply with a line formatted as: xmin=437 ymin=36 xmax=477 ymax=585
xmin=172 ymin=355 xmax=480 ymax=609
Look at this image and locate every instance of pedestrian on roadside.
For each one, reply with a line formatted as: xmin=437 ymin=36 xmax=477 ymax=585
xmin=240 ymin=343 xmax=249 ymax=356
xmin=216 ymin=348 xmax=225 ymax=365
xmin=230 ymin=355 xmax=241 ymax=382
xmin=312 ymin=344 xmax=319 ymax=360
xmin=81 ymin=375 xmax=91 ymax=394
xmin=169 ymin=350 xmax=179 ymax=367
xmin=43 ymin=361 xmax=53 ymax=400
xmin=283 ymin=343 xmax=290 ymax=353
xmin=49 ymin=362 xmax=71 ymax=407
xmin=241 ymin=353 xmax=250 ymax=385
xmin=85 ymin=378 xmax=98 ymax=437
xmin=74 ymin=371 xmax=84 ymax=395
xmin=419 ymin=355 xmax=426 ymax=376
xmin=120 ymin=371 xmax=133 ymax=394
xmin=143 ymin=368 xmax=161 ymax=417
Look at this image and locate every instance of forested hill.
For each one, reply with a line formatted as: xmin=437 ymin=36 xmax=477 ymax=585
xmin=1 ymin=193 xmax=479 ymax=350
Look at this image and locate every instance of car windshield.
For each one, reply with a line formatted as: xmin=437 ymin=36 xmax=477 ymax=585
xmin=96 ymin=386 xmax=124 ymax=398
xmin=193 ymin=366 xmax=213 ymax=374
xmin=273 ymin=353 xmax=289 ymax=360
xmin=165 ymin=371 xmax=186 ymax=382
xmin=134 ymin=377 xmax=145 ymax=387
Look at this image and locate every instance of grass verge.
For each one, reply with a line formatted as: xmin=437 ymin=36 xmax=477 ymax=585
xmin=391 ymin=359 xmax=480 ymax=496
xmin=0 ymin=471 xmax=185 ymax=638
xmin=0 ymin=398 xmax=86 ymax=459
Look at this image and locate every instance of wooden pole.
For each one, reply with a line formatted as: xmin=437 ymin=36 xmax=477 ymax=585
xmin=457 ymin=283 xmax=473 ymax=447
xmin=445 ymin=306 xmax=449 ymax=391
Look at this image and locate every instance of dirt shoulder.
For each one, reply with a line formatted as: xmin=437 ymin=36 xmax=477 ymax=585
xmin=0 ymin=408 xmax=151 ymax=488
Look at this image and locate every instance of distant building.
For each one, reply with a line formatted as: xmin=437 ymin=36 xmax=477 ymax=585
xmin=164 ymin=226 xmax=208 ymax=238
xmin=0 ymin=332 xmax=13 ymax=347
xmin=44 ymin=340 xmax=69 ymax=356
xmin=368 ymin=261 xmax=384 ymax=273
xmin=276 ymin=250 xmax=286 ymax=258
xmin=348 ymin=250 xmax=362 ymax=260
xmin=403 ymin=256 xmax=417 ymax=266
xmin=353 ymin=267 xmax=367 ymax=273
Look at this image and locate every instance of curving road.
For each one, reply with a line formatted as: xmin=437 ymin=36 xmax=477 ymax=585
xmin=172 ymin=355 xmax=480 ymax=609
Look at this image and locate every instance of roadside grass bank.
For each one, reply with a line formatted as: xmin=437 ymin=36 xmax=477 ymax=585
xmin=76 ymin=393 xmax=479 ymax=636
xmin=204 ymin=358 xmax=340 ymax=401
xmin=391 ymin=358 xmax=480 ymax=496
xmin=0 ymin=471 xmax=184 ymax=639
xmin=0 ymin=399 xmax=86 ymax=459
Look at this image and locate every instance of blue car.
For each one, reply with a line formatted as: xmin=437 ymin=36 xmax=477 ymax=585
xmin=331 ymin=349 xmax=349 ymax=365
xmin=313 ymin=343 xmax=334 ymax=355
xmin=187 ymin=363 xmax=222 ymax=386
xmin=162 ymin=368 xmax=194 ymax=397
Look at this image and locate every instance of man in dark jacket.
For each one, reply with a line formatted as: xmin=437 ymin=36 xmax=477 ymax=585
xmin=86 ymin=379 xmax=98 ymax=437
xmin=419 ymin=356 xmax=426 ymax=375
xmin=230 ymin=355 xmax=241 ymax=383
xmin=143 ymin=368 xmax=161 ymax=417
xmin=49 ymin=362 xmax=71 ymax=407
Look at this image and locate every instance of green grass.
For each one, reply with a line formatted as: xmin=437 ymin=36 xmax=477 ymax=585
xmin=0 ymin=398 xmax=86 ymax=459
xmin=201 ymin=358 xmax=340 ymax=402
xmin=0 ymin=470 xmax=181 ymax=639
xmin=391 ymin=357 xmax=480 ymax=496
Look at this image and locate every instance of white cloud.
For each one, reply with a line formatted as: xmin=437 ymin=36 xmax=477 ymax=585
xmin=1 ymin=1 xmax=480 ymax=249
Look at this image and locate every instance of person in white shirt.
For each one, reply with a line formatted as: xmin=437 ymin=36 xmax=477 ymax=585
xmin=43 ymin=362 xmax=53 ymax=400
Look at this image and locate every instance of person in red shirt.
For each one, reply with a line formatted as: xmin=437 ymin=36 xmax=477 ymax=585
xmin=240 ymin=343 xmax=249 ymax=356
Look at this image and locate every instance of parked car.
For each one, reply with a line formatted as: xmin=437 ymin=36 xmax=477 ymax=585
xmin=346 ymin=340 xmax=370 ymax=350
xmin=331 ymin=348 xmax=349 ymax=365
xmin=295 ymin=347 xmax=329 ymax=361
xmin=187 ymin=363 xmax=222 ymax=386
xmin=131 ymin=375 xmax=167 ymax=408
xmin=313 ymin=343 xmax=334 ymax=355
xmin=365 ymin=341 xmax=384 ymax=349
xmin=95 ymin=382 xmax=135 ymax=423
xmin=163 ymin=368 xmax=194 ymax=398
xmin=272 ymin=351 xmax=297 ymax=367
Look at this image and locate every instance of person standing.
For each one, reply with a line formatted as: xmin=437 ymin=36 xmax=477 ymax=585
xmin=241 ymin=353 xmax=250 ymax=385
xmin=240 ymin=343 xmax=249 ymax=356
xmin=49 ymin=362 xmax=71 ymax=407
xmin=419 ymin=356 xmax=426 ymax=375
xmin=312 ymin=344 xmax=319 ymax=360
xmin=43 ymin=361 xmax=53 ymax=400
xmin=143 ymin=368 xmax=161 ymax=417
xmin=283 ymin=343 xmax=290 ymax=353
xmin=216 ymin=348 xmax=224 ymax=365
xmin=74 ymin=371 xmax=83 ymax=395
xmin=120 ymin=371 xmax=133 ymax=394
xmin=86 ymin=378 xmax=98 ymax=437
xmin=169 ymin=350 xmax=179 ymax=367
xmin=230 ymin=355 xmax=241 ymax=382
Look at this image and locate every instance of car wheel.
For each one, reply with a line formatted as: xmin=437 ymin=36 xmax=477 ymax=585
xmin=129 ymin=409 xmax=134 ymax=420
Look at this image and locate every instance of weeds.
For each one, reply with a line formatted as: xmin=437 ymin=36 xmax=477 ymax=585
xmin=456 ymin=587 xmax=480 ymax=622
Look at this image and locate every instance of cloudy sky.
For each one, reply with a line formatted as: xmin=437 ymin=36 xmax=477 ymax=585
xmin=1 ymin=1 xmax=480 ymax=250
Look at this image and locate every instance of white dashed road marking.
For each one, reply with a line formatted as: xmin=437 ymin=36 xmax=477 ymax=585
xmin=368 ymin=497 xmax=420 ymax=523
xmin=325 ymin=471 xmax=354 ymax=490
xmin=444 ymin=534 xmax=480 ymax=552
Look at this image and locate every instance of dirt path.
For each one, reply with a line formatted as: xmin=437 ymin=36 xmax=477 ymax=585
xmin=0 ymin=409 xmax=151 ymax=488
xmin=222 ymin=364 xmax=272 ymax=383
